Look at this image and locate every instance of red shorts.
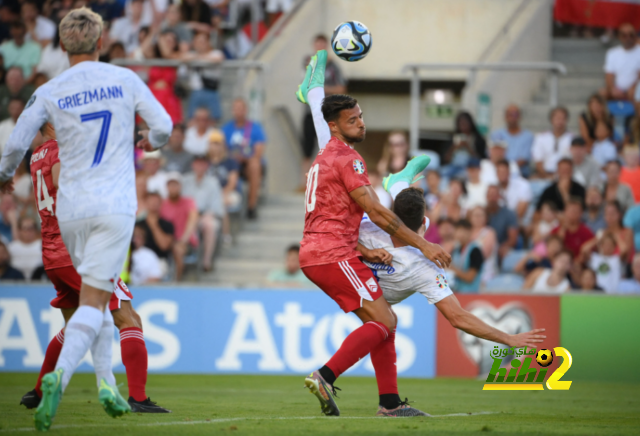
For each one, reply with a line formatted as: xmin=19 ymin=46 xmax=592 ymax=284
xmin=303 ymin=257 xmax=381 ymax=313
xmin=47 ymin=266 xmax=133 ymax=311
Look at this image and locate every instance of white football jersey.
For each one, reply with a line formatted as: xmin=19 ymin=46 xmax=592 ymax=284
xmin=358 ymin=215 xmax=452 ymax=305
xmin=0 ymin=61 xmax=172 ymax=222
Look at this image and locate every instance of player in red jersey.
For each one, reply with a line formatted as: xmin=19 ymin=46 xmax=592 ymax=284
xmin=19 ymin=123 xmax=170 ymax=413
xmin=297 ymin=51 xmax=452 ymax=417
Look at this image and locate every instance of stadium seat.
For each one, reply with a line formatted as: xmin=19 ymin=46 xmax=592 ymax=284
xmin=485 ymin=274 xmax=524 ymax=292
xmin=501 ymin=249 xmax=528 ymax=273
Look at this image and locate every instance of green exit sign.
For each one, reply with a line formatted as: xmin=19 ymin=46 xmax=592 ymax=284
xmin=426 ymin=105 xmax=454 ymax=118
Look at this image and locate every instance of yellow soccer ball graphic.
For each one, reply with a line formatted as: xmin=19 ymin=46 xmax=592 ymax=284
xmin=536 ymin=349 xmax=554 ymax=367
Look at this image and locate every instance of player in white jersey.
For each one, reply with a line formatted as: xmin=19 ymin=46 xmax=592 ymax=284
xmin=0 ymin=8 xmax=172 ymax=431
xmin=300 ymin=51 xmax=547 ymax=362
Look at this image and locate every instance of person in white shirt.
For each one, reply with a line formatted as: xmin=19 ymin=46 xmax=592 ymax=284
xmin=184 ymin=107 xmax=216 ymax=155
xmin=0 ymin=9 xmax=172 ymax=429
xmin=0 ymin=98 xmax=25 ymax=156
xmin=141 ymin=150 xmax=168 ymax=198
xmin=7 ymin=217 xmax=42 ymax=280
xmin=602 ymin=23 xmax=640 ymax=101
xmin=109 ymin=0 xmax=151 ymax=55
xmin=36 ymin=31 xmax=70 ymax=79
xmin=591 ymin=121 xmax=618 ymax=168
xmin=479 ymin=140 xmax=520 ymax=186
xmin=532 ymin=106 xmax=573 ymax=179
xmin=588 ymin=232 xmax=622 ymax=294
xmin=21 ymin=0 xmax=56 ymax=46
xmin=464 ymin=158 xmax=487 ymax=209
xmin=130 ymin=224 xmax=163 ymax=285
xmin=496 ymin=160 xmax=532 ymax=221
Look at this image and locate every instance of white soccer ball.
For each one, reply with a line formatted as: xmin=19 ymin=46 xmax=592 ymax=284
xmin=331 ymin=21 xmax=372 ymax=62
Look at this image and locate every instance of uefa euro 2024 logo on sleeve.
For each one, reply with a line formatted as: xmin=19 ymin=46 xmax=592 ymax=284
xmin=483 ymin=346 xmax=573 ymax=391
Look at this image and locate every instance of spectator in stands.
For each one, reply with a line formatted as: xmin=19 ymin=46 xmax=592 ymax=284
xmin=579 ymin=268 xmax=602 ymax=292
xmin=436 ymin=217 xmax=456 ymax=254
xmin=89 ymin=0 xmax=124 ymax=23
xmin=0 ymin=193 xmax=18 ymax=242
xmin=424 ymin=170 xmax=442 ymax=211
xmin=591 ymin=122 xmax=617 ymax=168
xmin=182 ymin=156 xmax=225 ymax=272
xmin=208 ymin=129 xmax=242 ymax=220
xmin=570 ymin=137 xmax=601 ymax=188
xmin=0 ymin=67 xmax=34 ymax=121
xmin=130 ymin=224 xmax=163 ymax=285
xmin=450 ymin=219 xmax=484 ymax=293
xmin=222 ymin=98 xmax=267 ymax=219
xmin=163 ymin=124 xmax=193 ymax=174
xmin=469 ymin=206 xmax=497 ymax=286
xmin=300 ymin=34 xmax=346 ymax=188
xmin=523 ymin=250 xmax=572 ymax=293
xmin=480 ymin=140 xmax=520 ymax=186
xmin=0 ymin=241 xmax=24 ymax=280
xmin=532 ymin=106 xmax=573 ymax=179
xmin=0 ymin=22 xmax=40 ymax=80
xmin=588 ymin=232 xmax=622 ymax=293
xmin=579 ymin=94 xmax=613 ymax=150
xmin=186 ymin=31 xmax=224 ymax=121
xmin=185 ymin=107 xmax=216 ymax=155
xmin=0 ymin=97 xmax=24 ymax=154
xmin=265 ymin=0 xmax=295 ymax=26
xmin=583 ymin=186 xmax=607 ymax=234
xmin=377 ymin=131 xmax=410 ymax=176
xmin=21 ymin=0 xmax=55 ymax=46
xmin=105 ymin=41 xmax=126 ymax=62
xmin=7 ymin=216 xmax=42 ymax=280
xmin=181 ymin=0 xmax=212 ymax=26
xmin=136 ymin=191 xmax=174 ymax=275
xmin=603 ymin=160 xmax=635 ymax=213
xmin=490 ymin=104 xmax=534 ymax=177
xmin=551 ymin=198 xmax=593 ymax=258
xmin=624 ymin=204 xmax=640 ymax=258
xmin=141 ymin=150 xmax=168 ymax=198
xmin=496 ymin=159 xmax=531 ymax=221
xmin=515 ymin=233 xmax=562 ymax=276
xmin=0 ymin=2 xmax=18 ymax=44
xmin=463 ymin=158 xmax=487 ymax=209
xmin=581 ymin=200 xmax=633 ymax=263
xmin=161 ymin=4 xmax=192 ymax=52
xmin=537 ymin=158 xmax=585 ymax=212
xmin=601 ymin=23 xmax=640 ymax=101
xmin=619 ymin=253 xmax=640 ymax=293
xmin=443 ymin=111 xmax=487 ymax=177
xmin=161 ymin=172 xmax=199 ymax=281
xmin=267 ymin=244 xmax=312 ymax=287
xmin=486 ymin=185 xmax=518 ymax=259
xmin=620 ymin=145 xmax=640 ymax=202
xmin=36 ymin=29 xmax=69 ymax=79
xmin=626 ymin=107 xmax=640 ymax=146
xmin=110 ymin=0 xmax=150 ymax=55
xmin=532 ymin=201 xmax=559 ymax=246
xmin=145 ymin=30 xmax=183 ymax=124
xmin=433 ymin=178 xmax=466 ymax=222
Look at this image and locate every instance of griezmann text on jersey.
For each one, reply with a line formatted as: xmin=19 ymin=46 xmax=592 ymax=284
xmin=57 ymin=86 xmax=124 ymax=109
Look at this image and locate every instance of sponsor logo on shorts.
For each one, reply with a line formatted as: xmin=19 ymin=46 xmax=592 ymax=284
xmin=353 ymin=159 xmax=365 ymax=174
xmin=366 ymin=277 xmax=378 ymax=293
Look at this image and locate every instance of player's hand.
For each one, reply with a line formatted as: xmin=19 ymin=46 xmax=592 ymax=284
xmin=0 ymin=179 xmax=14 ymax=194
xmin=362 ymin=248 xmax=393 ymax=265
xmin=507 ymin=328 xmax=546 ymax=348
xmin=421 ymin=242 xmax=451 ymax=269
xmin=136 ymin=130 xmax=155 ymax=152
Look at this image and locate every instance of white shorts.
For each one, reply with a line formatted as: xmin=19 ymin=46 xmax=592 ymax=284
xmin=59 ymin=214 xmax=135 ymax=292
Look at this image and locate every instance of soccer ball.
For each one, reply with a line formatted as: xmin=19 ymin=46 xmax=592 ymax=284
xmin=535 ymin=349 xmax=554 ymax=367
xmin=331 ymin=21 xmax=372 ymax=62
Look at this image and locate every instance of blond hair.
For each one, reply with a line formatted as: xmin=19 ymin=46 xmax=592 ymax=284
xmin=59 ymin=7 xmax=103 ymax=55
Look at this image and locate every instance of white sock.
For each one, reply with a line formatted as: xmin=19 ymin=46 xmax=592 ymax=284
xmin=55 ymin=306 xmax=103 ymax=392
xmin=308 ymin=87 xmax=332 ymax=150
xmin=389 ymin=181 xmax=410 ymax=200
xmin=90 ymin=308 xmax=116 ymax=387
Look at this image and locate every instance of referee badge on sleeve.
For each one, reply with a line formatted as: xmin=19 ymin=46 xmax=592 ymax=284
xmin=353 ymin=159 xmax=365 ymax=174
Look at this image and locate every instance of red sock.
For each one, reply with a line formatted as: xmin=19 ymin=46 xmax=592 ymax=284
xmin=326 ymin=321 xmax=390 ymax=379
xmin=119 ymin=327 xmax=148 ymax=402
xmin=35 ymin=330 xmax=64 ymax=397
xmin=371 ymin=327 xmax=398 ymax=396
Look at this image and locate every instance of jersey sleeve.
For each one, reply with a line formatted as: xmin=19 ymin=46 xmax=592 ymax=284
xmin=337 ymin=151 xmax=371 ymax=193
xmin=130 ymin=71 xmax=173 ymax=149
xmin=0 ymin=90 xmax=49 ymax=182
xmin=412 ymin=260 xmax=453 ymax=305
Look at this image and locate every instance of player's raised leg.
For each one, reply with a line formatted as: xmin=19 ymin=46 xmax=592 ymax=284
xmin=297 ymin=50 xmax=331 ymax=150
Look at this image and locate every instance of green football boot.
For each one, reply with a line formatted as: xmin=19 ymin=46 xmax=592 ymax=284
xmin=383 ymin=155 xmax=432 ymax=192
xmin=296 ymin=49 xmax=327 ymax=104
xmin=98 ymin=378 xmax=131 ymax=418
xmin=34 ymin=368 xmax=63 ymax=432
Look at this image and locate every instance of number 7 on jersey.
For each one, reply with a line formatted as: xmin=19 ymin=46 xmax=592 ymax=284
xmin=81 ymin=110 xmax=112 ymax=167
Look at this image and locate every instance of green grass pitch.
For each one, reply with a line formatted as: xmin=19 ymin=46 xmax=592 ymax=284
xmin=0 ymin=373 xmax=638 ymax=435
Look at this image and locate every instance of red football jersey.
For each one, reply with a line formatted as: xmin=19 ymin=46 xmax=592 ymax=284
xmin=30 ymin=139 xmax=73 ymax=270
xmin=299 ymin=137 xmax=371 ymax=268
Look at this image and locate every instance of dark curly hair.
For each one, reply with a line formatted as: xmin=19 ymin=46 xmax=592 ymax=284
xmin=322 ymin=94 xmax=358 ymax=123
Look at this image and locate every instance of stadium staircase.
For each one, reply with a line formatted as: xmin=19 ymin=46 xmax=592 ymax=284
xmin=203 ymin=194 xmax=307 ymax=287
xmin=521 ymin=38 xmax=607 ymax=133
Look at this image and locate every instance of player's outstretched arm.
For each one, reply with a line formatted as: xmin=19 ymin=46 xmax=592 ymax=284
xmin=435 ymin=294 xmax=546 ymax=348
xmin=131 ymin=72 xmax=173 ymax=150
xmin=350 ymin=185 xmax=451 ymax=268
